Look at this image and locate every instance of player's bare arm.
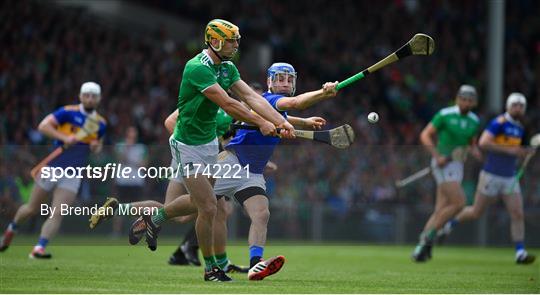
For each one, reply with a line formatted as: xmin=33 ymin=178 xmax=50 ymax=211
xmin=420 ymin=123 xmax=447 ymax=166
xmin=276 ymin=81 xmax=338 ymax=111
xmin=203 ymin=83 xmax=278 ymax=136
xmin=229 ymin=80 xmax=295 ymax=138
xmin=38 ymin=114 xmax=77 ymax=145
xmin=479 ymin=130 xmax=530 ymax=158
xmin=287 ymin=115 xmax=326 ymax=130
xmin=164 ymin=109 xmax=178 ymax=135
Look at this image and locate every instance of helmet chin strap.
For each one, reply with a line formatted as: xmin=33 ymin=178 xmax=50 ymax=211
xmin=207 ymin=41 xmax=230 ymax=62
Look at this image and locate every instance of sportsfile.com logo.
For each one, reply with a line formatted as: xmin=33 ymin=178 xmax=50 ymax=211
xmin=38 ymin=162 xmax=251 ymax=182
xmin=39 ymin=163 xmax=181 ymax=182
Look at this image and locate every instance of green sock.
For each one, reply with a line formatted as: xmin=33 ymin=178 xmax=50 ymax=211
xmin=150 ymin=208 xmax=168 ymax=226
xmin=426 ymin=229 xmax=436 ymax=241
xmin=420 ymin=229 xmax=436 ymax=245
xmin=203 ymin=255 xmax=219 ymax=272
xmin=216 ymin=252 xmax=229 ymax=270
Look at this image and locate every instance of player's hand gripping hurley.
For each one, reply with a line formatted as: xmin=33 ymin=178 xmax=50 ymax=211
xmin=231 ymin=123 xmax=355 ymax=149
xmin=336 ymin=33 xmax=435 ymax=90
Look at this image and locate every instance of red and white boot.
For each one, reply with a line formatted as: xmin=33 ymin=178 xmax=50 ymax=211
xmin=248 ymin=255 xmax=285 ymax=280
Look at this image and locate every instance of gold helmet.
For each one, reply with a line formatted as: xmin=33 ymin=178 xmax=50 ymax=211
xmin=204 ymin=19 xmax=241 ymax=51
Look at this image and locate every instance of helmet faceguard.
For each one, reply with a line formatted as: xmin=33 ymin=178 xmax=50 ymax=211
xmin=267 ymin=62 xmax=297 ymax=96
xmin=506 ymin=92 xmax=527 ymax=112
xmin=205 ymin=19 xmax=241 ymax=61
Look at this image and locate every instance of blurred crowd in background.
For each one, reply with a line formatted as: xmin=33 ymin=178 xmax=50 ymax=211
xmin=1 ymin=0 xmax=539 ymax=225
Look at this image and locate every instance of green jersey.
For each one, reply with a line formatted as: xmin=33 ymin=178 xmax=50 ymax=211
xmin=431 ymin=105 xmax=480 ymax=156
xmin=174 ymin=50 xmax=240 ymax=145
xmin=216 ymin=108 xmax=233 ymax=138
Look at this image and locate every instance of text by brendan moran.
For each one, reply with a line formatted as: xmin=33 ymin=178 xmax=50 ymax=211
xmin=40 ymin=203 xmax=158 ymax=218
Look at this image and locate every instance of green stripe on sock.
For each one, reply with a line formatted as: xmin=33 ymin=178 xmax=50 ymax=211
xmin=151 ymin=208 xmax=168 ymax=226
xmin=216 ymin=252 xmax=228 ymax=269
xmin=203 ymin=255 xmax=218 ymax=272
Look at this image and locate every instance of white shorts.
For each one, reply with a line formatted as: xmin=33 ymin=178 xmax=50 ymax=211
xmin=36 ymin=169 xmax=81 ymax=194
xmin=169 ymin=136 xmax=219 ymax=178
xmin=168 ymin=159 xmax=184 ymax=184
xmin=431 ymin=158 xmax=463 ymax=184
xmin=213 ymin=151 xmax=266 ymax=201
xmin=477 ymin=170 xmax=521 ymax=197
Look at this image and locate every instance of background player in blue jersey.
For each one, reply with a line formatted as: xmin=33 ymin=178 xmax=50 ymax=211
xmin=438 ymin=92 xmax=536 ymax=264
xmin=0 ymin=82 xmax=106 ymax=258
xmin=134 ymin=62 xmax=338 ymax=280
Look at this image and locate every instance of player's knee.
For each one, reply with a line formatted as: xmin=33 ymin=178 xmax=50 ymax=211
xmin=452 ymin=197 xmax=466 ymax=211
xmin=25 ymin=203 xmax=43 ymax=216
xmin=251 ymin=207 xmax=270 ymax=225
xmin=48 ymin=208 xmax=65 ymax=220
xmin=197 ymin=202 xmax=217 ymax=218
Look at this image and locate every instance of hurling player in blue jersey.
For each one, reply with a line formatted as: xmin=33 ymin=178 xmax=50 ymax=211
xmin=438 ymin=93 xmax=536 ymax=264
xmin=0 ymin=82 xmax=106 ymax=259
xmin=136 ymin=63 xmax=338 ymax=280
xmin=215 ymin=62 xmax=337 ymax=280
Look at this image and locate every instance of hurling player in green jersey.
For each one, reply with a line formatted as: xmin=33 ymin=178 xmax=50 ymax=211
xmin=163 ymin=107 xmax=246 ymax=271
xmin=164 ymin=19 xmax=294 ymax=282
xmin=412 ymin=85 xmax=481 ymax=262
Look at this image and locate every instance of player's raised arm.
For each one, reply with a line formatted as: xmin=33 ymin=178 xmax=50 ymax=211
xmin=276 ymin=81 xmax=338 ymax=111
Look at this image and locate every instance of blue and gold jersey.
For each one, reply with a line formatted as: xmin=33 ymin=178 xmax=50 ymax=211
xmin=226 ymin=92 xmax=287 ymax=174
xmin=483 ymin=113 xmax=523 ymax=177
xmin=48 ymin=104 xmax=107 ymax=168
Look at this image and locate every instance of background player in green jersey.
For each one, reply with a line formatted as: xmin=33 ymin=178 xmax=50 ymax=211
xmin=437 ymin=93 xmax=536 ymax=264
xmin=412 ymin=85 xmax=481 ymax=262
xmin=161 ymin=19 xmax=295 ymax=282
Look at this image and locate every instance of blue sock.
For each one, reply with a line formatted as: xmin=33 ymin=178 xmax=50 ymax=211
xmin=8 ymin=221 xmax=18 ymax=232
xmin=249 ymin=245 xmax=264 ymax=268
xmin=37 ymin=237 xmax=49 ymax=248
xmin=249 ymin=245 xmax=264 ymax=260
xmin=515 ymin=241 xmax=524 ymax=252
xmin=449 ymin=218 xmax=458 ymax=228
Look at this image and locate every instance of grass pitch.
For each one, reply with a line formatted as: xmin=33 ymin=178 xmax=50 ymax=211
xmin=0 ymin=237 xmax=538 ymax=293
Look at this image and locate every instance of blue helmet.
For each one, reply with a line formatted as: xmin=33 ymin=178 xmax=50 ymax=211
xmin=267 ymin=62 xmax=297 ymax=96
